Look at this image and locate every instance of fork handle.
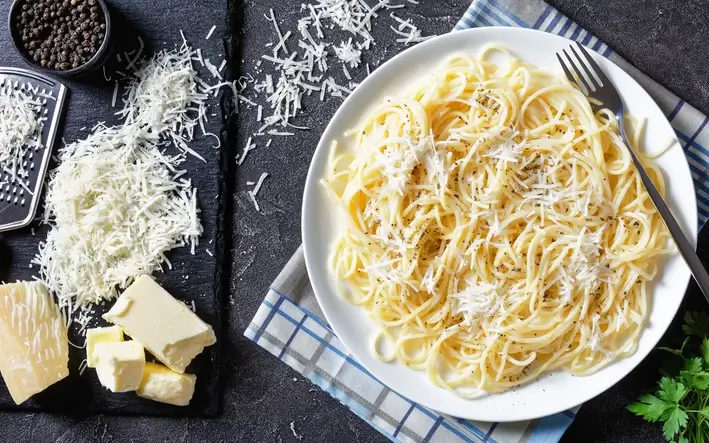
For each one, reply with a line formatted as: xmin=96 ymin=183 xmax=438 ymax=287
xmin=619 ymin=120 xmax=709 ymax=303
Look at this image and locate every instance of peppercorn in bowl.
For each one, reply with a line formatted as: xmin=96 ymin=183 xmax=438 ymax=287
xmin=9 ymin=0 xmax=112 ymax=77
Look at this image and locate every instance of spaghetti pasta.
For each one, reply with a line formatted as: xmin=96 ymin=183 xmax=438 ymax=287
xmin=321 ymin=46 xmax=671 ymax=395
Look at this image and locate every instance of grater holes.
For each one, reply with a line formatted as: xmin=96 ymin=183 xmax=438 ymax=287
xmin=0 ymin=74 xmax=63 ymax=225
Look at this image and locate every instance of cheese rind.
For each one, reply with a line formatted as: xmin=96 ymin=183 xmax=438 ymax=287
xmin=102 ymin=275 xmax=216 ymax=373
xmin=86 ymin=326 xmax=124 ymax=368
xmin=0 ymin=282 xmax=69 ymax=405
xmin=137 ymin=362 xmax=196 ymax=406
xmin=94 ymin=341 xmax=145 ymax=393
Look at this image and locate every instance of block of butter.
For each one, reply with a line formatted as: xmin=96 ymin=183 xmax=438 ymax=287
xmin=86 ymin=326 xmax=123 ymax=368
xmin=0 ymin=282 xmax=69 ymax=405
xmin=137 ymin=362 xmax=196 ymax=406
xmin=94 ymin=341 xmax=145 ymax=393
xmin=103 ymin=275 xmax=216 ymax=373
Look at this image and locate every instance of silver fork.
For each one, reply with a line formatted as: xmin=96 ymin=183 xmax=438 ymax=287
xmin=557 ymin=42 xmax=709 ymax=302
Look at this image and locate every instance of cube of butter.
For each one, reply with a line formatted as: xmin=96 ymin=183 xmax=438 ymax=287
xmin=103 ymin=275 xmax=216 ymax=373
xmin=86 ymin=326 xmax=123 ymax=368
xmin=94 ymin=341 xmax=145 ymax=393
xmin=137 ymin=362 xmax=196 ymax=406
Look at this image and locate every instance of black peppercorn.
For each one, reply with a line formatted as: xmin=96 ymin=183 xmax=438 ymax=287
xmin=13 ymin=0 xmax=106 ymax=71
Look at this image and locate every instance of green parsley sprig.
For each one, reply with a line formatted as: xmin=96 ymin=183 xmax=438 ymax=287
xmin=627 ymin=311 xmax=709 ymax=442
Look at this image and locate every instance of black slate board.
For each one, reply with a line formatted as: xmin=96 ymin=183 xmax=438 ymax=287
xmin=0 ymin=0 xmax=234 ymax=417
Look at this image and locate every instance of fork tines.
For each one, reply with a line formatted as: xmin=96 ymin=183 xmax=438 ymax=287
xmin=556 ymin=42 xmax=609 ymax=96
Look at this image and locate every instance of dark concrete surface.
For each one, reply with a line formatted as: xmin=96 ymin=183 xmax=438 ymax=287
xmin=1 ymin=0 xmax=709 ymax=441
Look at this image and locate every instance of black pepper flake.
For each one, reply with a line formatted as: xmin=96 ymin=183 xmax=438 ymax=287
xmin=13 ymin=0 xmax=106 ymax=71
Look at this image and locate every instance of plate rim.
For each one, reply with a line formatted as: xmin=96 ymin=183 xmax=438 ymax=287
xmin=301 ymin=26 xmax=697 ymax=422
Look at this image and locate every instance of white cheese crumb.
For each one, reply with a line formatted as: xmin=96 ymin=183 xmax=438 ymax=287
xmin=206 ymin=25 xmax=216 ymax=40
xmin=238 ymin=137 xmax=257 ymax=165
xmin=290 ymin=422 xmax=303 ymax=440
xmin=334 ymin=38 xmax=362 ymax=68
xmin=390 ymin=12 xmax=436 ymax=45
xmin=205 ymin=59 xmax=223 ymax=80
xmin=247 ymin=172 xmax=269 ymax=212
xmin=111 ymin=82 xmax=119 ymax=108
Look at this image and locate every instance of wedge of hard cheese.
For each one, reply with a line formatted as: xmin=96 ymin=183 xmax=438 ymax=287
xmin=103 ymin=275 xmax=216 ymax=373
xmin=0 ymin=282 xmax=69 ymax=405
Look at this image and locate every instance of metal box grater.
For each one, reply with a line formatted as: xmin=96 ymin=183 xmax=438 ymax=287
xmin=0 ymin=68 xmax=67 ymax=233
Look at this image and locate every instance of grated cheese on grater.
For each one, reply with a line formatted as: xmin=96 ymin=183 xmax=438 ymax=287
xmin=0 ymin=88 xmax=44 ymax=183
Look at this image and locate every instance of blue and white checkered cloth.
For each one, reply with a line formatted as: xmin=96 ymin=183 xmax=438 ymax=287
xmin=246 ymin=1 xmax=709 ymax=442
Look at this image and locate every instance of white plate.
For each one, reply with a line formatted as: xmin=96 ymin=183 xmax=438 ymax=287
xmin=302 ymin=27 xmax=697 ymax=422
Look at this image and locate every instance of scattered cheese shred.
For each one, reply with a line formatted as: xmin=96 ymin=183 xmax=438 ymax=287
xmin=228 ymin=2 xmax=432 ymax=212
xmin=205 ymin=25 xmax=216 ymax=40
xmin=111 ymin=82 xmax=119 ymax=108
xmin=389 ymin=12 xmax=435 ymax=45
xmin=247 ymin=172 xmax=269 ymax=211
xmin=205 ymin=59 xmax=223 ymax=80
xmin=334 ymin=38 xmax=362 ymax=68
xmin=238 ymin=137 xmax=257 ymax=165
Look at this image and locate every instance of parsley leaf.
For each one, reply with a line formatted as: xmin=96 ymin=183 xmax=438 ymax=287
xmin=662 ymin=407 xmax=688 ymax=441
xmin=683 ymin=311 xmax=709 ymax=338
xmin=684 ymin=357 xmax=703 ymax=374
xmin=630 ymin=311 xmax=709 ymax=442
xmin=628 ymin=394 xmax=671 ymax=421
xmin=658 ymin=377 xmax=688 ymax=404
xmin=701 ymin=338 xmax=709 ymax=368
xmin=680 ymin=371 xmax=709 ymax=390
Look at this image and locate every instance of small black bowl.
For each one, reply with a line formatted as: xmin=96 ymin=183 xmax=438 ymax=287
xmin=8 ymin=0 xmax=113 ymax=78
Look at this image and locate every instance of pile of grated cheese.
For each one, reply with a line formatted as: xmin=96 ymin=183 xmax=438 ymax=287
xmin=33 ymin=41 xmax=208 ymax=314
xmin=117 ymin=36 xmax=216 ymax=161
xmin=0 ymin=88 xmax=44 ymax=184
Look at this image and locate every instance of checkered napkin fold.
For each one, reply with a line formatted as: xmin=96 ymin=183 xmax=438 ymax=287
xmin=246 ymin=1 xmax=709 ymax=442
